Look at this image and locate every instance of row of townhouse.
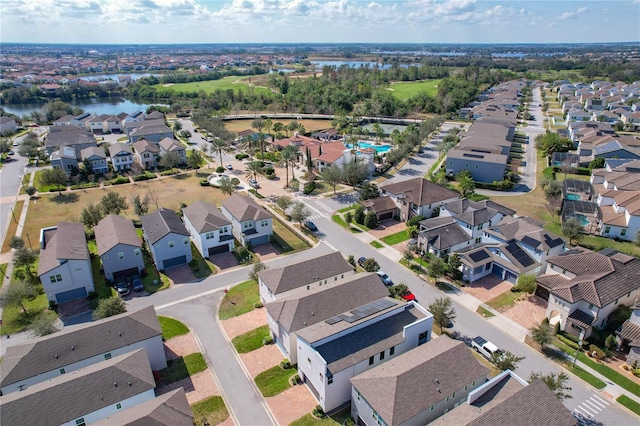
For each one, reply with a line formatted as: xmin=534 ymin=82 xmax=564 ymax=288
xmin=255 ymin=251 xmax=574 ymax=424
xmin=53 ymin=109 xmax=168 ymax=135
xmin=0 ymin=306 xmax=194 ymax=425
xmin=37 ymin=194 xmax=272 ymax=305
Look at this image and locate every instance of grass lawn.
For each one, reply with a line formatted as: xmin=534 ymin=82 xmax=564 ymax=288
xmin=272 ymin=218 xmax=310 ymax=253
xmin=381 ymin=229 xmax=409 ymax=245
xmin=189 ymin=244 xmax=215 ymax=279
xmin=191 ymin=396 xmax=229 ymax=426
xmin=1 ymin=283 xmax=50 ymax=335
xmin=617 ymin=395 xmax=640 ymax=416
xmin=387 ymin=79 xmax=441 ymax=101
xmin=158 ymin=316 xmax=190 ymax=340
xmin=337 ymin=204 xmax=358 ymax=213
xmin=545 ymin=222 xmax=640 ymax=257
xmin=476 ymin=306 xmax=495 ymax=318
xmin=254 ymin=365 xmax=297 ymax=397
xmin=219 ymin=279 xmax=259 ymax=320
xmin=370 ymin=240 xmax=384 ymax=248
xmin=158 ymin=352 xmax=207 ymax=386
xmin=332 ymin=214 xmax=348 ymax=228
xmin=231 ymin=325 xmax=270 ymax=353
xmin=569 ymin=365 xmax=606 ymax=389
xmin=290 ymin=407 xmax=352 ymax=426
xmin=153 ymin=76 xmax=270 ymax=96
xmin=486 ymin=290 xmax=520 ymax=312
xmin=1 ymin=200 xmax=24 ymax=253
xmin=0 ymin=263 xmax=6 ymax=288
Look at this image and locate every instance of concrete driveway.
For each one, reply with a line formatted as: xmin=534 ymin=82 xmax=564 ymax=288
xmin=461 ymin=275 xmax=513 ymax=303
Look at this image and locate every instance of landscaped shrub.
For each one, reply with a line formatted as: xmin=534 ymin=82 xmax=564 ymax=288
xmin=557 ymin=334 xmax=580 ymax=350
xmin=263 ymin=336 xmax=274 ymax=345
xmin=575 ymin=167 xmax=591 ymax=176
xmin=254 ymin=302 xmax=264 ymax=309
xmin=354 ymin=206 xmax=365 ymax=224
xmin=216 ymin=166 xmax=225 ymax=173
xmin=543 ymin=166 xmax=556 ymax=180
xmin=160 ymin=169 xmax=178 ymax=176
xmin=589 ymin=345 xmax=606 ymax=361
xmin=406 ymin=215 xmax=426 ymax=227
xmin=280 ymin=359 xmax=291 ymax=369
xmin=235 ymin=153 xmax=249 ymax=160
xmin=110 ymin=176 xmax=129 ymax=185
xmin=133 ymin=173 xmax=156 ymax=182
xmin=364 ymin=212 xmax=379 ymax=229
xmin=248 ymin=189 xmax=264 ymax=199
xmin=289 ymin=374 xmax=300 ymax=386
xmin=303 ymin=181 xmax=315 ymax=194
xmin=312 ymin=405 xmax=325 ymax=418
xmin=199 ymin=179 xmax=210 ymax=186
xmin=264 ymin=166 xmax=275 ymax=178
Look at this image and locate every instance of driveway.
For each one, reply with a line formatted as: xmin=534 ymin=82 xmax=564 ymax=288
xmin=462 ymin=275 xmax=513 ymax=303
xmin=209 ymin=252 xmax=239 ymax=271
xmin=164 ymin=264 xmax=196 ymax=284
xmin=368 ymin=219 xmax=405 ymax=239
xmin=502 ymin=295 xmax=547 ymax=330
xmin=253 ymin=243 xmax=280 ymax=261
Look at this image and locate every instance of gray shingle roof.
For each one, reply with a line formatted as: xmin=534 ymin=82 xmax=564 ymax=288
xmin=45 ymin=126 xmax=95 ymax=149
xmin=95 ymin=215 xmax=141 ymax=256
xmin=133 ymin=139 xmax=161 ymax=153
xmin=221 ymin=194 xmax=272 ymax=222
xmin=350 ymin=337 xmax=489 ymax=426
xmin=93 ymin=388 xmax=193 ymax=426
xmin=159 ymin=137 xmax=185 ymax=152
xmin=418 ymin=221 xmax=470 ymax=250
xmin=109 ymin=142 xmax=134 ymax=157
xmin=265 ymin=273 xmax=389 ymax=334
xmin=381 ymin=178 xmax=459 ymax=207
xmin=183 ymin=200 xmax=231 ymax=234
xmin=484 ymin=217 xmax=564 ymax=250
xmin=360 ymin=196 xmax=398 ymax=213
xmin=1 ymin=306 xmax=162 ymax=388
xmin=80 ymin=145 xmax=106 ymax=160
xmin=258 ymin=251 xmax=353 ymax=295
xmin=0 ymin=349 xmax=156 ymax=426
xmin=130 ymin=123 xmax=173 ymax=137
xmin=37 ymin=222 xmax=89 ymax=276
xmin=141 ymin=208 xmax=189 ymax=245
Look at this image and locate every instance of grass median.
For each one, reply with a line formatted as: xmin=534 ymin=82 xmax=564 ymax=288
xmin=219 ymin=279 xmax=259 ymax=320
xmin=254 ymin=365 xmax=298 ymax=397
xmin=232 ymin=325 xmax=270 ymax=353
xmin=158 ymin=353 xmax=207 ymax=386
xmin=192 ymin=396 xmax=229 ymax=426
xmin=159 ymin=316 xmax=190 ymax=340
xmin=617 ymin=395 xmax=640 ymax=416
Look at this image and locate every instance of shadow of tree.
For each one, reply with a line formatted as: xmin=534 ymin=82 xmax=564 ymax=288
xmin=50 ymin=193 xmax=79 ymax=204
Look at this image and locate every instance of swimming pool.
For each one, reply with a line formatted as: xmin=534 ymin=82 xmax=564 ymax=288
xmin=346 ymin=142 xmax=392 ymax=153
xmin=566 ymin=193 xmax=581 ymax=201
xmin=570 ymin=214 xmax=590 ymax=227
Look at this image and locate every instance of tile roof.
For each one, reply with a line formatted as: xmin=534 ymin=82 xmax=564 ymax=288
xmin=37 ymin=222 xmax=89 ymax=276
xmin=360 ymin=196 xmax=398 ymax=213
xmin=94 ymin=215 xmax=141 ymax=256
xmin=221 ymin=194 xmax=272 ymax=222
xmin=258 ymin=251 xmax=353 ymax=295
xmin=182 ymin=200 xmax=231 ymax=234
xmin=141 ymin=208 xmax=189 ymax=245
xmin=133 ymin=139 xmax=161 ymax=153
xmin=0 ymin=349 xmax=156 ymax=426
xmin=93 ymin=388 xmax=193 ymax=426
xmin=350 ymin=337 xmax=489 ymax=426
xmin=265 ymin=273 xmax=389 ymax=333
xmin=566 ymin=309 xmax=596 ymax=328
xmin=159 ymin=137 xmax=185 ymax=152
xmin=80 ymin=145 xmax=106 ymax=160
xmin=617 ymin=320 xmax=640 ymax=346
xmin=381 ymin=178 xmax=459 ymax=207
xmin=1 ymin=306 xmax=162 ymax=388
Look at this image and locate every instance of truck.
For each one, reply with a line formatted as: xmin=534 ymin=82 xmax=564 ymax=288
xmin=472 ymin=336 xmax=502 ymax=360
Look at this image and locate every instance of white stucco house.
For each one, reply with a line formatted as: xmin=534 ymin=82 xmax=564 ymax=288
xmin=182 ymin=200 xmax=234 ymax=257
xmin=221 ymin=194 xmax=273 ymax=247
xmin=140 ymin=208 xmax=192 ymax=271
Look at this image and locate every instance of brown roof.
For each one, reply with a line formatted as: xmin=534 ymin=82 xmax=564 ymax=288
xmin=360 ymin=196 xmax=398 ymax=214
xmin=182 ymin=200 xmax=231 ymax=234
xmin=265 ymin=273 xmax=389 ymax=333
xmin=159 ymin=137 xmax=185 ymax=152
xmin=258 ymin=251 xmax=353 ymax=295
xmin=80 ymin=145 xmax=106 ymax=160
xmin=133 ymin=139 xmax=161 ymax=153
xmin=0 ymin=349 xmax=156 ymax=426
xmin=37 ymin=222 xmax=89 ymax=276
xmin=1 ymin=306 xmax=162 ymax=388
xmin=108 ymin=142 xmax=133 ymax=157
xmin=350 ymin=337 xmax=489 ymax=426
xmin=93 ymin=388 xmax=193 ymax=426
xmin=381 ymin=178 xmax=459 ymax=207
xmin=221 ymin=194 xmax=272 ymax=222
xmin=95 ymin=215 xmax=141 ymax=256
xmin=617 ymin=320 xmax=640 ymax=346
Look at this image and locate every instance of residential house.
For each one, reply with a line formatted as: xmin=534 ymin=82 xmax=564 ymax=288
xmin=0 ymin=305 xmax=165 ymax=394
xmin=615 ymin=303 xmax=640 ymax=367
xmin=221 ymin=194 xmax=273 ymax=247
xmin=265 ymin=273 xmax=390 ymax=364
xmin=622 ymin=111 xmax=640 ymax=130
xmin=350 ymin=336 xmax=489 ymax=426
xmin=597 ymin=189 xmax=640 ymax=241
xmin=296 ymin=298 xmax=433 ymax=411
xmin=536 ymin=248 xmax=640 ymax=338
xmin=37 ymin=222 xmax=94 ymax=304
xmin=0 ymin=350 xmax=156 ymax=426
xmin=567 ymin=109 xmax=592 ymax=123
xmin=158 ymin=137 xmax=187 ymax=165
xmin=109 ymin=143 xmax=134 ymax=171
xmin=129 ymin=123 xmax=174 ymax=144
xmin=360 ymin=196 xmax=399 ymax=222
xmin=103 ymin=115 xmax=124 ymax=133
xmin=45 ymin=125 xmax=96 ymax=158
xmin=80 ymin=146 xmax=108 ymax=174
xmin=417 ymin=217 xmax=473 ymax=257
xmin=379 ymin=177 xmax=460 ymax=221
xmin=141 ymin=208 xmax=192 ymax=270
xmin=93 ymin=388 xmax=193 ymax=426
xmin=182 ymin=200 xmax=234 ymax=258
xmin=258 ymin=251 xmax=355 ymax=304
xmin=440 ymin=198 xmax=516 ymax=239
xmin=437 ymin=371 xmax=576 ymax=426
xmin=94 ymin=215 xmax=144 ymax=282
xmin=50 ymin=146 xmax=79 ymax=175
xmin=0 ymin=116 xmax=17 ymax=135
xmin=133 ymin=139 xmax=161 ymax=169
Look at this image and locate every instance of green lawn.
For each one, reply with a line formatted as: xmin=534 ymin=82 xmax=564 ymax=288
xmin=1 ymin=284 xmax=50 ymax=335
xmin=0 ymin=263 xmax=7 ymax=289
xmin=158 ymin=316 xmax=190 ymax=340
xmin=191 ymin=396 xmax=229 ymax=426
xmin=254 ymin=365 xmax=297 ymax=397
xmin=476 ymin=306 xmax=495 ymax=318
xmin=332 ymin=214 xmax=348 ymax=228
xmin=189 ymin=244 xmax=215 ymax=279
xmin=569 ymin=365 xmax=606 ymax=389
xmin=231 ymin=325 xmax=270 ymax=353
xmin=387 ymin=79 xmax=441 ymax=101
xmin=337 ymin=204 xmax=359 ymax=213
xmin=219 ymin=279 xmax=259 ymax=320
xmin=617 ymin=395 xmax=640 ymax=416
xmin=370 ymin=241 xmax=383 ymax=248
xmin=381 ymin=230 xmax=409 ymax=245
xmin=545 ymin=222 xmax=640 ymax=257
xmin=486 ymin=290 xmax=520 ymax=311
xmin=273 ymin=218 xmax=310 ymax=253
xmin=158 ymin=353 xmax=207 ymax=386
xmin=153 ymin=76 xmax=270 ymax=95
xmin=290 ymin=407 xmax=352 ymax=426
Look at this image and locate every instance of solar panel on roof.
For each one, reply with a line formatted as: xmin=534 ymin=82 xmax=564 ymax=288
xmin=505 ymin=241 xmax=535 ymax=268
xmin=325 ymin=316 xmax=341 ymax=325
xmin=521 ymin=235 xmax=540 ymax=248
xmin=469 ymin=250 xmax=490 ymax=262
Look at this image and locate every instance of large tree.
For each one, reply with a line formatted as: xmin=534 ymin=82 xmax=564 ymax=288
xmin=428 ymin=297 xmax=456 ymax=331
xmin=130 ymin=193 xmax=150 ymax=216
xmin=320 ymin=165 xmax=343 ymax=195
xmin=160 ymin=151 xmax=182 ymax=169
xmin=342 ymin=159 xmax=369 ymax=188
xmin=428 ymin=256 xmax=447 ymax=282
xmin=210 ymin=138 xmax=228 ymax=166
xmin=531 ymin=322 xmax=555 ymax=349
xmin=276 ymin=195 xmax=294 ymax=213
xmin=81 ymin=202 xmax=105 ymax=228
xmin=457 ymin=170 xmax=476 ymax=198
xmin=249 ymin=262 xmax=267 ymax=282
xmin=279 ymin=144 xmax=299 ymax=188
xmin=491 ymin=350 xmax=525 ymax=371
xmin=290 ymin=201 xmax=312 ymax=225
xmin=217 ymin=176 xmax=235 ymax=195
xmin=528 ymin=372 xmax=572 ymax=400
xmin=187 ymin=149 xmax=204 ymax=170
xmin=13 ymin=247 xmax=37 ymax=278
xmin=0 ymin=280 xmax=36 ymax=315
xmin=100 ymin=191 xmax=128 ymax=215
xmin=40 ymin=168 xmax=68 ymax=195
xmin=359 ymin=182 xmax=380 ymax=201
xmin=561 ymin=216 xmax=583 ymax=245
xmin=245 ymin=161 xmax=264 ymax=181
xmin=93 ymin=297 xmax=127 ymax=320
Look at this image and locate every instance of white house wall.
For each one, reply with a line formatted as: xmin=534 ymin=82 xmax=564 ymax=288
xmin=62 ymin=388 xmax=156 ymax=426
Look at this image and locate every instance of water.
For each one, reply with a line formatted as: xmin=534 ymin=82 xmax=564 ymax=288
xmin=75 ymin=73 xmax=159 ymax=82
xmin=571 ymin=214 xmax=590 ymax=227
xmin=346 ymin=142 xmax=393 ymax=153
xmin=2 ymin=98 xmax=164 ymax=117
xmin=566 ymin=193 xmax=581 ymax=201
xmin=310 ymin=60 xmax=418 ymax=70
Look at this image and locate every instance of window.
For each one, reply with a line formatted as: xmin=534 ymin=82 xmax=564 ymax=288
xmin=168 ymin=241 xmax=174 ymax=248
xmin=464 ymin=385 xmax=468 ymax=391
xmin=205 ymin=232 xmax=214 ymax=240
xmin=380 ymin=351 xmax=385 ymax=361
xmin=445 ymin=396 xmax=450 ymax=402
xmin=104 ymin=353 xmax=112 ymax=360
xmin=475 ymin=237 xmax=481 ymax=243
xmin=134 ymin=248 xmax=140 ymax=256
xmin=118 ymin=252 xmax=124 ymax=260
xmin=588 ymin=303 xmax=593 ymax=310
xmin=327 ymin=371 xmax=333 ymax=385
xmin=452 ymin=392 xmax=456 ymax=398
xmin=621 ymin=228 xmax=627 ymax=236
xmin=390 ymin=346 xmax=395 ymax=356
xmin=184 ymin=237 xmax=189 ymax=245
xmin=448 ymin=161 xmax=453 ymax=166
xmin=369 ymin=356 xmax=374 ymax=365
xmin=472 ymin=380 xmax=475 ymax=386
xmin=357 ymin=391 xmax=361 ymax=401
xmin=75 ymin=418 xmax=86 ymax=426
xmin=260 ymin=220 xmax=269 ymax=227
xmin=418 ymin=331 xmax=428 ymax=345
xmin=60 ymin=368 xmax=66 ymax=374
xmin=604 ymin=226 xmax=611 ymax=233
xmin=334 ymin=276 xmax=337 ymax=281
xmin=475 ymin=164 xmax=479 ymax=169
xmin=49 ymin=274 xmax=63 ymax=283
xmin=116 ymin=403 xmax=122 ymax=410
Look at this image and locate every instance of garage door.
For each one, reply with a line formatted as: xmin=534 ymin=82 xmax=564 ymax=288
xmin=163 ymin=255 xmax=187 ymax=269
xmin=55 ymin=287 xmax=87 ymax=303
xmin=491 ymin=263 xmax=504 ymax=278
xmin=249 ymin=234 xmax=270 ymax=247
xmin=379 ymin=211 xmax=394 ymax=221
xmin=505 ymin=270 xmax=518 ymax=284
xmin=208 ymin=244 xmax=230 ymax=256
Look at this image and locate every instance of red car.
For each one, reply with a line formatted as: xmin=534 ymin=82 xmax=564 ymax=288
xmin=400 ymin=291 xmax=416 ymax=301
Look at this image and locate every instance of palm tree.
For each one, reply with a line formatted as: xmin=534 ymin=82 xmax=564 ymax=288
xmin=280 ymin=145 xmax=299 ymax=188
xmin=457 ymin=171 xmax=476 ymax=198
xmin=257 ymin=132 xmax=267 ymax=159
xmin=245 ymin=161 xmax=264 ymax=182
xmin=241 ymin=135 xmax=255 ymax=158
xmin=211 ymin=138 xmax=228 ymax=166
xmin=264 ymin=118 xmax=273 ymax=138
xmin=273 ymin=122 xmax=284 ymax=139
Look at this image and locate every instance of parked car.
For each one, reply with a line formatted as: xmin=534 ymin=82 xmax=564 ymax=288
xmin=116 ymin=282 xmax=130 ymax=297
xmin=7 ymin=150 xmax=14 ymax=155
xmin=226 ymin=164 xmax=233 ymax=170
xmin=132 ymin=278 xmax=144 ymax=292
xmin=248 ymin=179 xmax=260 ymax=188
xmin=400 ymin=290 xmax=416 ymax=301
xmin=357 ymin=256 xmax=367 ymax=267
xmin=376 ymin=270 xmax=393 ymax=286
xmin=472 ymin=336 xmax=502 ymax=360
xmin=12 ymin=141 xmax=18 ymax=146
xmin=304 ymin=221 xmax=318 ymax=232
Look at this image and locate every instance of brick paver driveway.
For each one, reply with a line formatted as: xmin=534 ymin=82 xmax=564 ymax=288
xmin=368 ymin=219 xmax=405 ymax=239
xmin=165 ymin=264 xmax=196 ymax=284
xmin=221 ymin=308 xmax=268 ymax=340
xmin=464 ymin=275 xmax=513 ymax=303
xmin=253 ymin=243 xmax=280 ymax=261
xmin=503 ymin=295 xmax=547 ymax=330
xmin=209 ymin=252 xmax=239 ymax=271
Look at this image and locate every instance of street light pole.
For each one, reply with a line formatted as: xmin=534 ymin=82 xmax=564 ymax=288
xmin=573 ymin=328 xmax=585 ymax=368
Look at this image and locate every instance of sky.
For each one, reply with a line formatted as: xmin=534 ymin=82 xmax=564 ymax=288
xmin=1 ymin=0 xmax=639 ymax=45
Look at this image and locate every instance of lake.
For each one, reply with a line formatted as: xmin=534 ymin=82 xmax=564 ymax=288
xmin=2 ymin=98 xmax=165 ymax=117
xmin=310 ymin=60 xmax=419 ymax=70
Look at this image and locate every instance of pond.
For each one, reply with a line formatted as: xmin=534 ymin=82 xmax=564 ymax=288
xmin=2 ymin=97 xmax=166 ymax=117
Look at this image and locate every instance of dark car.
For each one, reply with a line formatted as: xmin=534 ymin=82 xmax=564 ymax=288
xmin=132 ymin=278 xmax=144 ymax=292
xmin=357 ymin=256 xmax=367 ymax=267
xmin=116 ymin=282 xmax=130 ymax=297
xmin=304 ymin=221 xmax=318 ymax=232
xmin=7 ymin=150 xmax=15 ymax=155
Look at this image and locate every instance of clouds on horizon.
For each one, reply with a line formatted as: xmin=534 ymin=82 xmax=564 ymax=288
xmin=1 ymin=0 xmax=638 ymax=44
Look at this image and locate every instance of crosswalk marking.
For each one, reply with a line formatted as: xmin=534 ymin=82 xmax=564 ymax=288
xmin=307 ymin=213 xmax=328 ymax=220
xmin=583 ymin=400 xmax=601 ymax=412
xmin=574 ymin=393 xmax=609 ymax=420
xmin=587 ymin=397 xmax=606 ymax=409
xmin=591 ymin=394 xmax=609 ymax=406
xmin=574 ymin=407 xmax=592 ymax=418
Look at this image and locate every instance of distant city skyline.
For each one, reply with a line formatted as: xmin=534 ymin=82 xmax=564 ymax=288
xmin=1 ymin=0 xmax=639 ymax=45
